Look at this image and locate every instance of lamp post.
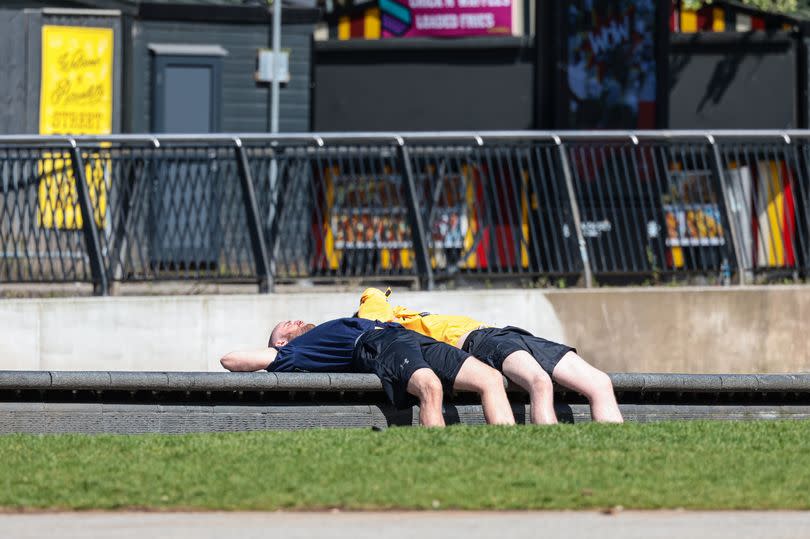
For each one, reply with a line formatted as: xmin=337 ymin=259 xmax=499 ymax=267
xmin=271 ymin=0 xmax=282 ymax=134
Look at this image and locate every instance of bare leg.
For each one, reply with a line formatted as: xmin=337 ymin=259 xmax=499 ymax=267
xmin=407 ymin=368 xmax=446 ymax=427
xmin=453 ymin=357 xmax=515 ymax=425
xmin=502 ymin=350 xmax=557 ymax=425
xmin=551 ymin=351 xmax=623 ymax=423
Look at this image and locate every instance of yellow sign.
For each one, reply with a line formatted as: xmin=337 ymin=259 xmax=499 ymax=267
xmin=38 ymin=25 xmax=113 ymax=230
xmin=39 ymin=25 xmax=113 ymax=135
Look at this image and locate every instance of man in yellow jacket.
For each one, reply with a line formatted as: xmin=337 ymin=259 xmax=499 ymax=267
xmin=357 ymin=288 xmax=623 ymax=424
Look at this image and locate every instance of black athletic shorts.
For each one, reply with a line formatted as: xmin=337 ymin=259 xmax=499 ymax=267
xmin=461 ymin=326 xmax=575 ymax=377
xmin=353 ymin=327 xmax=471 ymax=409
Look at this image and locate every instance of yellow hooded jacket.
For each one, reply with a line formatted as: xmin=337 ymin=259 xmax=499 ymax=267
xmin=357 ymin=287 xmax=487 ymax=347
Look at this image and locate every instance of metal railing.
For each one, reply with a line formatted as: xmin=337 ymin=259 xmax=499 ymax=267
xmin=0 ymin=131 xmax=807 ymax=294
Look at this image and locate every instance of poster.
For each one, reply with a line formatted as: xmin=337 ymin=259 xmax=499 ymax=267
xmin=329 ymin=174 xmax=467 ymax=250
xmin=662 ymin=168 xmax=725 ymax=269
xmin=561 ymin=0 xmax=658 ymax=129
xmin=380 ymin=0 xmax=513 ymax=38
xmin=663 ymin=204 xmax=725 ymax=247
xmin=39 ymin=25 xmax=113 ymax=136
xmin=38 ymin=25 xmax=113 ymax=230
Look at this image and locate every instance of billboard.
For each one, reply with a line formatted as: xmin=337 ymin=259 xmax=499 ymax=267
xmin=380 ymin=0 xmax=514 ymax=38
xmin=557 ymin=0 xmax=664 ymax=129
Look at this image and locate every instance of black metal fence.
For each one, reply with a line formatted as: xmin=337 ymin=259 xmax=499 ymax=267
xmin=0 ymin=132 xmax=807 ymax=294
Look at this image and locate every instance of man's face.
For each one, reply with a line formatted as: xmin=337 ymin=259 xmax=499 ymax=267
xmin=269 ymin=320 xmax=315 ymax=348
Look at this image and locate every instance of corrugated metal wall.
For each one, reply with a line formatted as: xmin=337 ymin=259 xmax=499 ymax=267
xmin=129 ymin=20 xmax=313 ymax=133
xmin=0 ymin=8 xmax=122 ymax=134
xmin=0 ymin=10 xmax=28 ymax=134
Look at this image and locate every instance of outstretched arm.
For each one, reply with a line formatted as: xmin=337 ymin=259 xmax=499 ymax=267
xmin=220 ymin=347 xmax=278 ymax=372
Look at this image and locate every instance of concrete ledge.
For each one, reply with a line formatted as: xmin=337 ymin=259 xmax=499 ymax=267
xmin=0 ymin=402 xmax=808 ymax=434
xmin=2 ymin=371 xmax=810 ymax=393
xmin=0 ymin=286 xmax=808 ymax=373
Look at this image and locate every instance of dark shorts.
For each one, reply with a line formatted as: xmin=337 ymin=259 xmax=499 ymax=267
xmin=353 ymin=327 xmax=471 ymax=409
xmin=461 ymin=326 xmax=575 ymax=377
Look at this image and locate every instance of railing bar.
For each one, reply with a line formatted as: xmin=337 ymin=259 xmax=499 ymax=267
xmin=681 ymin=144 xmax=704 ymax=272
xmin=69 ymin=141 xmax=108 ymax=294
xmin=575 ymin=145 xmax=603 ymax=276
xmin=749 ymin=145 xmax=772 ymax=273
xmin=728 ymin=143 xmax=755 ymax=274
xmin=449 ymin=147 xmax=472 ymax=276
xmin=353 ymin=146 xmax=372 ymax=277
xmin=314 ymin=148 xmax=334 ymax=279
xmin=597 ymin=146 xmax=622 ymax=273
xmin=709 ymin=138 xmax=746 ymax=284
xmin=649 ymin=145 xmax=670 ymax=275
xmin=506 ymin=146 xmax=528 ymax=274
xmin=629 ymin=145 xmax=659 ymax=275
xmin=616 ymin=144 xmax=646 ymax=273
xmin=379 ymin=147 xmax=399 ymax=277
xmin=521 ymin=146 xmax=545 ymax=273
xmin=767 ymin=144 xmax=790 ymax=269
xmin=399 ymin=143 xmax=434 ymax=289
xmin=529 ymin=146 xmax=555 ymax=273
xmin=12 ymin=129 xmax=810 ymax=147
xmin=556 ymin=142 xmax=593 ymax=287
xmin=494 ymin=146 xmax=518 ymax=274
xmin=791 ymin=142 xmax=810 ymax=273
xmin=480 ymin=147 xmax=502 ymax=275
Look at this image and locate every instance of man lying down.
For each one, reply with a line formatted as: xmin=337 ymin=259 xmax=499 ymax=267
xmin=220 ymin=317 xmax=515 ymax=427
xmin=355 ymin=288 xmax=623 ymax=424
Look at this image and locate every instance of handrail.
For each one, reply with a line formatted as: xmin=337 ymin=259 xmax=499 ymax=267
xmin=1 ymin=130 xmax=809 ymax=145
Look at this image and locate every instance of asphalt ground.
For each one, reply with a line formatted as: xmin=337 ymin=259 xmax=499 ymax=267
xmin=2 ymin=511 xmax=809 ymax=539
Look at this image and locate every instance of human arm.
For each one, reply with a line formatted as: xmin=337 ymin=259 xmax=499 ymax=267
xmin=220 ymin=347 xmax=278 ymax=372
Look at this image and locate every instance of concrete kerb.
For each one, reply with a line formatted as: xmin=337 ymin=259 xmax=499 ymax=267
xmin=2 ymin=371 xmax=810 ymax=394
xmin=0 ymin=370 xmax=51 ymax=389
xmin=50 ymin=371 xmax=112 ymax=390
xmin=109 ymin=371 xmax=172 ymax=390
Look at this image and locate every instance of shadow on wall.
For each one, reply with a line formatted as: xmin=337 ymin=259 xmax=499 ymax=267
xmin=669 ymin=32 xmax=767 ymax=115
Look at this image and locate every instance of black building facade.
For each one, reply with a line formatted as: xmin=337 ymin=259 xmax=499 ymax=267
xmin=0 ymin=0 xmax=318 ymax=134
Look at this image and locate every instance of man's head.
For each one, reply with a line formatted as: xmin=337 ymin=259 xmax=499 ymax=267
xmin=268 ymin=320 xmax=316 ymax=348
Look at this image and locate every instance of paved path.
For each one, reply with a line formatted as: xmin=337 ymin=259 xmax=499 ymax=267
xmin=3 ymin=511 xmax=810 ymax=539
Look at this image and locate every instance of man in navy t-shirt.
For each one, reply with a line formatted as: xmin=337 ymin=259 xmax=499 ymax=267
xmin=221 ymin=317 xmax=514 ymax=427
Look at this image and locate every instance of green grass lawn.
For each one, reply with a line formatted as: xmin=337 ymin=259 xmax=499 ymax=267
xmin=1 ymin=421 xmax=809 ymax=511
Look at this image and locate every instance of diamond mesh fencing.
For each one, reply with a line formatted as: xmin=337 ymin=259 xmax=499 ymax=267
xmin=0 ymin=145 xmax=92 ymax=282
xmin=79 ymin=143 xmax=255 ymax=282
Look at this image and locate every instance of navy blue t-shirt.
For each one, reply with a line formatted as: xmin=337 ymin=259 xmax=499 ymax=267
xmin=266 ymin=318 xmax=401 ymax=373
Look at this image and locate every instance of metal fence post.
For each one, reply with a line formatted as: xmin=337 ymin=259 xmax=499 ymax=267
xmin=554 ymin=137 xmax=593 ymax=288
xmin=707 ymin=135 xmax=746 ymax=285
xmin=234 ymin=138 xmax=273 ymax=293
xmin=397 ymin=139 xmax=435 ymax=290
xmin=69 ymin=139 xmax=109 ymax=296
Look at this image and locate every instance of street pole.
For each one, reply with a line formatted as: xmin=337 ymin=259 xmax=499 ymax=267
xmin=271 ymin=0 xmax=281 ymax=134
xmin=268 ymin=0 xmax=282 ymax=283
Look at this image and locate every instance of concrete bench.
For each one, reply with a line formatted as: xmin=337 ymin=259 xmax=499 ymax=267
xmin=1 ymin=372 xmax=808 ymax=434
xmin=2 ymin=371 xmax=810 ymax=393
